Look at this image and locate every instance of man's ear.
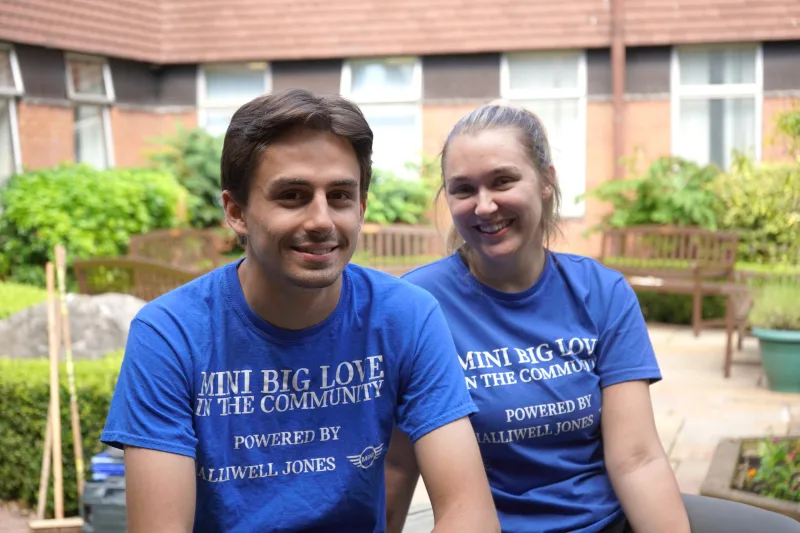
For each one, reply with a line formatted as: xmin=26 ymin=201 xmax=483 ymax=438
xmin=222 ymin=190 xmax=248 ymax=240
xmin=359 ymin=192 xmax=368 ymax=229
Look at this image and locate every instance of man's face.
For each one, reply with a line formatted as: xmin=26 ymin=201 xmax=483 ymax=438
xmin=225 ymin=127 xmax=366 ymax=290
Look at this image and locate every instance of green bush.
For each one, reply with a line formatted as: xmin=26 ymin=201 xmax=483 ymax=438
xmin=365 ymin=169 xmax=434 ymax=225
xmin=749 ymin=283 xmax=800 ymax=331
xmin=714 ymin=155 xmax=800 ymax=265
xmin=0 ymin=163 xmax=187 ymax=286
xmin=0 ymin=281 xmax=48 ymax=320
xmin=149 ymin=126 xmax=225 ymax=229
xmin=582 ymin=155 xmax=723 ymax=232
xmin=0 ymin=352 xmax=123 ymax=517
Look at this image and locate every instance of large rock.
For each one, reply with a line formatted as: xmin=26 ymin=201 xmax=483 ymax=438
xmin=0 ymin=292 xmax=146 ymax=360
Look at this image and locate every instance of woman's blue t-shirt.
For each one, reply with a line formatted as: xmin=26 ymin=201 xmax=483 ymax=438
xmin=402 ymin=251 xmax=662 ymax=533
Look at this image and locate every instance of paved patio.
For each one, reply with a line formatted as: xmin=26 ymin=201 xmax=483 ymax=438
xmin=1 ymin=324 xmax=797 ymax=532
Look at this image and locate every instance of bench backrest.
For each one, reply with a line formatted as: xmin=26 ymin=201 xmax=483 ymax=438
xmin=599 ymin=225 xmax=739 ymax=281
xmin=128 ymin=228 xmax=229 ymax=271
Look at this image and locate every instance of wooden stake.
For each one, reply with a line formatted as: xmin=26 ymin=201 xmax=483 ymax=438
xmin=36 ymin=405 xmax=52 ymax=520
xmin=45 ymin=261 xmax=64 ymax=520
xmin=54 ymin=245 xmax=85 ymax=499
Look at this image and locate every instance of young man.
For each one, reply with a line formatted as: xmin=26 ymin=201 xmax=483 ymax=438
xmin=100 ymin=88 xmax=499 ymax=533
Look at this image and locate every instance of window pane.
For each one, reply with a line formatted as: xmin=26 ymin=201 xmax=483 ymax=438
xmin=204 ymin=64 xmax=267 ymax=103
xmin=349 ymin=59 xmax=416 ymax=100
xmin=360 ymin=104 xmax=420 ymax=179
xmin=0 ymin=50 xmax=14 ymax=90
xmin=0 ymin=99 xmax=14 ymax=183
xmin=679 ymin=48 xmax=756 ymax=86
xmin=508 ymin=53 xmax=580 ymax=92
xmin=75 ymin=105 xmax=108 ymax=169
xmin=518 ymin=99 xmax=584 ymax=217
xmin=203 ymin=108 xmax=238 ymax=137
xmin=677 ymin=97 xmax=756 ymax=169
xmin=70 ymin=60 xmax=107 ymax=96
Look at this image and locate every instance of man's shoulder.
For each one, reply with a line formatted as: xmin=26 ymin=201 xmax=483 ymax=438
xmin=346 ymin=262 xmax=443 ymax=316
xmin=133 ymin=262 xmax=229 ymax=331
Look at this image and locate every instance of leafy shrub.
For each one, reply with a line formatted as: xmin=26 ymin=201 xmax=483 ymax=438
xmin=149 ymin=126 xmax=225 ymax=229
xmin=749 ymin=282 xmax=800 ymax=331
xmin=0 ymin=352 xmax=123 ymax=516
xmin=0 ymin=163 xmax=186 ymax=286
xmin=364 ymin=169 xmax=434 ymax=225
xmin=714 ymin=155 xmax=800 ymax=265
xmin=0 ymin=281 xmax=48 ymax=320
xmin=774 ymin=105 xmax=800 ymax=159
xmin=582 ymin=156 xmax=723 ymax=232
xmin=741 ymin=437 xmax=800 ymax=503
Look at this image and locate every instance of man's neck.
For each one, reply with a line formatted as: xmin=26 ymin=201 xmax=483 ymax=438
xmin=237 ymin=257 xmax=342 ymax=331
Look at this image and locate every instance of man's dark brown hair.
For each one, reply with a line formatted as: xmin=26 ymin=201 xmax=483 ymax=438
xmin=221 ymin=87 xmax=374 ymax=206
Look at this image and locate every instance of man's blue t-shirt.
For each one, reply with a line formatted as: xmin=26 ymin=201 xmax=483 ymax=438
xmin=402 ymin=251 xmax=662 ymax=533
xmin=101 ymin=258 xmax=477 ymax=533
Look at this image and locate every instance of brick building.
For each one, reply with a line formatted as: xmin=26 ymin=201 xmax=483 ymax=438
xmin=1 ymin=0 xmax=799 ymax=255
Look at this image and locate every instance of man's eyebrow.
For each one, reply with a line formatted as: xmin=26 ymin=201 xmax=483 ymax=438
xmin=267 ymin=177 xmax=360 ymax=190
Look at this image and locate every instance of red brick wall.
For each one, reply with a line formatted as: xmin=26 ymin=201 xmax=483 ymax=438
xmin=552 ymin=102 xmax=615 ymax=257
xmin=421 ymin=104 xmax=477 ymax=237
xmin=17 ymin=102 xmax=74 ymax=170
xmin=110 ymin=108 xmax=197 ymax=168
xmin=623 ymin=100 xmax=672 ymax=175
xmin=762 ymin=97 xmax=800 ymax=163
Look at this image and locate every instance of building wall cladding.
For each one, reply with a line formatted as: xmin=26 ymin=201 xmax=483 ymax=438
xmin=2 ymin=1 xmax=799 ymax=63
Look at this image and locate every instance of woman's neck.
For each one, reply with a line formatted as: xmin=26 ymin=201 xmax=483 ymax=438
xmin=465 ymin=245 xmax=547 ymax=293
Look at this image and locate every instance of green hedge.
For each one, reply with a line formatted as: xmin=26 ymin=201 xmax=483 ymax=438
xmin=0 ymin=353 xmax=123 ymax=517
xmin=0 ymin=163 xmax=187 ymax=287
xmin=0 ymin=281 xmax=48 ymax=320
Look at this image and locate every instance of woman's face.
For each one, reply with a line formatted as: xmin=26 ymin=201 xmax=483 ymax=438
xmin=443 ymin=128 xmax=549 ymax=264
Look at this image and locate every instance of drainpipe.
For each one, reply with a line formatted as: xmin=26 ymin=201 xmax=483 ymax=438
xmin=611 ymin=0 xmax=626 ymax=178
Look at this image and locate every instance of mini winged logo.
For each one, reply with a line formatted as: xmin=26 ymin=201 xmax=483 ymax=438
xmin=347 ymin=443 xmax=385 ymax=470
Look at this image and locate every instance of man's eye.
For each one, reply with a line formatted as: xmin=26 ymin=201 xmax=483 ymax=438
xmin=329 ymin=192 xmax=352 ymax=201
xmin=279 ymin=191 xmax=303 ymax=201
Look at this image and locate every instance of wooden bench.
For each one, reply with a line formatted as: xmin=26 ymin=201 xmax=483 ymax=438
xmin=73 ymin=257 xmax=204 ymax=302
xmin=599 ymin=225 xmax=753 ymax=378
xmin=354 ymin=223 xmax=446 ymax=275
xmin=128 ymin=227 xmax=235 ymax=271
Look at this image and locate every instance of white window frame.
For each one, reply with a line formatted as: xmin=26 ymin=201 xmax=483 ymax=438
xmin=340 ymin=56 xmax=423 ymax=179
xmin=0 ymin=43 xmax=24 ymax=177
xmin=670 ymin=43 xmax=764 ymax=166
xmin=500 ymin=50 xmax=588 ymax=218
xmin=196 ymin=62 xmax=272 ymax=134
xmin=65 ymin=52 xmax=115 ymax=168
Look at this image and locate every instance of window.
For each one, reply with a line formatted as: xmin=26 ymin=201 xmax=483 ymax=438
xmin=341 ymin=57 xmax=422 ymax=179
xmin=0 ymin=44 xmax=23 ymax=184
xmin=671 ymin=45 xmax=762 ymax=169
xmin=66 ymin=54 xmax=115 ymax=169
xmin=501 ymin=51 xmax=587 ymax=218
xmin=198 ymin=63 xmax=271 ymax=137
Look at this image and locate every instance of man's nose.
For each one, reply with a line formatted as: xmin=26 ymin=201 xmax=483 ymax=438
xmin=304 ymin=193 xmax=335 ymax=235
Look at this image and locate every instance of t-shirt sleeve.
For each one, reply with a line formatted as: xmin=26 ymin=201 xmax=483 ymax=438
xmin=596 ymin=277 xmax=662 ymax=389
xmin=395 ymin=302 xmax=478 ymax=443
xmin=100 ymin=317 xmax=198 ymax=458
